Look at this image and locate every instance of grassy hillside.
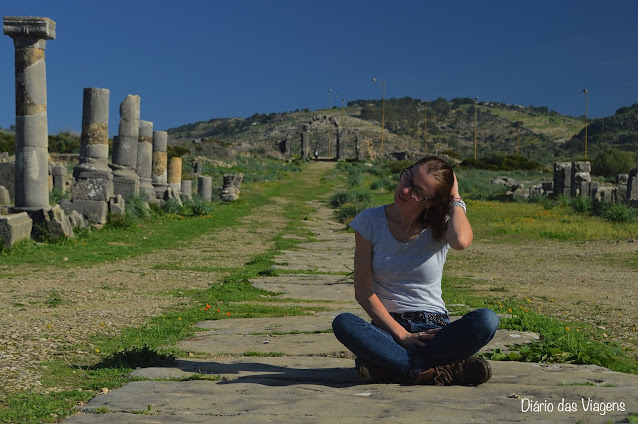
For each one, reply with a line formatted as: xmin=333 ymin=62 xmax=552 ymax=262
xmin=166 ymin=97 xmax=600 ymax=165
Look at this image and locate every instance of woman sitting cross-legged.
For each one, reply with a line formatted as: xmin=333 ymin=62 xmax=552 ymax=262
xmin=332 ymin=156 xmax=499 ymax=385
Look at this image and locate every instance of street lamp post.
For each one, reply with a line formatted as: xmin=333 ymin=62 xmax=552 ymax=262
xmin=328 ymin=89 xmax=333 ymax=157
xmin=583 ymin=88 xmax=588 ymax=159
xmin=517 ymin=120 xmax=520 ymax=156
xmin=372 ymin=78 xmax=386 ymax=155
xmin=421 ymin=102 xmax=427 ymax=154
xmin=474 ymin=97 xmax=478 ymax=160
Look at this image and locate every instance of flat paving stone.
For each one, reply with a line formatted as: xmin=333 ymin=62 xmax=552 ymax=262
xmin=68 ymin=361 xmax=638 ymax=424
xmin=192 ymin=315 xmax=337 ymax=334
xmin=252 ymin=279 xmax=354 ymax=302
xmin=130 ymin=356 xmax=359 ymax=382
xmin=178 ymin=332 xmax=348 ymax=357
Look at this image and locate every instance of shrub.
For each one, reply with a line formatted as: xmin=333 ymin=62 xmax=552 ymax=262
xmin=329 ymin=189 xmax=371 ymax=208
xmin=184 ymin=195 xmax=213 ymax=216
xmin=591 ymin=149 xmax=636 ymax=177
xmin=162 ymin=199 xmax=183 ymax=214
xmin=602 ymin=203 xmax=637 ymax=223
xmin=569 ymin=197 xmax=592 ymax=213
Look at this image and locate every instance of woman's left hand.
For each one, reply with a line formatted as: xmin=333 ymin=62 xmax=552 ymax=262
xmin=450 ymin=172 xmax=460 ymax=200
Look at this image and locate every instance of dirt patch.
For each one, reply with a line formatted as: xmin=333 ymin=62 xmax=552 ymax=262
xmin=446 ymin=238 xmax=638 ymax=351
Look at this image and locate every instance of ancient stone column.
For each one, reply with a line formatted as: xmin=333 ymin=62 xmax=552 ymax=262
xmin=51 ymin=165 xmax=66 ymax=193
xmin=71 ymin=88 xmax=113 ymax=224
xmin=152 ymin=131 xmax=168 ymax=198
xmin=167 ymin=157 xmax=182 ymax=193
xmin=355 ymin=134 xmax=361 ymax=161
xmin=181 ymin=180 xmax=192 ymax=201
xmin=336 ymin=127 xmax=345 ymax=161
xmin=3 ymin=17 xmax=56 ymax=211
xmin=627 ymin=168 xmax=638 ymax=202
xmin=300 ymin=124 xmax=310 ymax=160
xmin=198 ymin=175 xmax=212 ymax=202
xmin=110 ymin=95 xmax=140 ymax=198
xmin=137 ymin=120 xmax=155 ymax=200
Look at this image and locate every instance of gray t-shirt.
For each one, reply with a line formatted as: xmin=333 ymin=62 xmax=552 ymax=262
xmin=349 ymin=205 xmax=450 ymax=314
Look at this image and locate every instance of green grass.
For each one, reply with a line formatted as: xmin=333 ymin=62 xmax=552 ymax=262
xmin=0 ymin=159 xmax=334 ymax=424
xmin=441 ymin=276 xmax=638 ymax=374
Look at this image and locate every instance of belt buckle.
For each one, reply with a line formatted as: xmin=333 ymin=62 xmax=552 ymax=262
xmin=401 ymin=312 xmax=417 ymax=320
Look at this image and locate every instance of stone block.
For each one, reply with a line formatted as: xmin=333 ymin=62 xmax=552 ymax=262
xmin=0 ymin=212 xmax=33 ymax=248
xmin=72 ymin=199 xmax=108 ymax=224
xmin=578 ymin=181 xmax=590 ymax=198
xmin=593 ymin=187 xmax=617 ymax=203
xmin=0 ymin=185 xmax=10 ymax=205
xmin=109 ymin=195 xmax=126 ymax=216
xmin=0 ymin=162 xmax=15 ymax=201
xmin=43 ymin=205 xmax=74 ymax=239
xmin=541 ymin=181 xmax=553 ymax=191
xmin=572 ymin=161 xmax=591 ymax=173
xmin=553 ymin=162 xmax=571 ymax=191
xmin=67 ymin=210 xmax=88 ymax=229
xmin=72 ymin=177 xmax=114 ymax=201
xmin=617 ymin=174 xmax=629 ymax=184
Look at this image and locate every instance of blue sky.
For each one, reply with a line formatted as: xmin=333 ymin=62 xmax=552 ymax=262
xmin=2 ymin=0 xmax=638 ymax=136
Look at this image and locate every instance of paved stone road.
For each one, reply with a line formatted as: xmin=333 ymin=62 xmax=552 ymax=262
xmin=64 ymin=196 xmax=638 ymax=423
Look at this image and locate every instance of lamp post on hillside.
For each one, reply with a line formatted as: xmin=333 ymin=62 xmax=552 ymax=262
xmin=583 ymin=88 xmax=589 ymax=159
xmin=420 ymin=102 xmax=427 ymax=154
xmin=328 ymin=89 xmax=333 ymax=157
xmin=474 ymin=97 xmax=479 ymax=160
xmin=372 ymin=78 xmax=386 ymax=155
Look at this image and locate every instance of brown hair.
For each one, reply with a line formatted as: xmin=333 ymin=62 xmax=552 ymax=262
xmin=412 ymin=156 xmax=454 ymax=241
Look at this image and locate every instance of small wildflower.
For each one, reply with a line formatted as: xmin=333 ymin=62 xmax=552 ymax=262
xmin=217 ymin=309 xmax=221 ymax=312
xmin=46 ymin=324 xmax=52 ymax=329
xmin=178 ymin=317 xmax=182 ymax=321
xmin=95 ymin=348 xmax=100 ymax=353
xmin=99 ymin=323 xmax=105 ymax=327
xmin=226 ymin=312 xmax=231 ymax=317
xmin=526 ymin=298 xmax=531 ymax=303
xmin=507 ymin=308 xmax=512 ymax=313
xmin=524 ymin=309 xmax=529 ymax=313
xmin=565 ymin=327 xmax=570 ymax=332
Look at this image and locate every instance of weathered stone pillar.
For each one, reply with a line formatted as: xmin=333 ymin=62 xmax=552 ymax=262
xmin=221 ymin=174 xmax=243 ymax=202
xmin=71 ymin=88 xmax=113 ymax=224
xmin=3 ymin=17 xmax=56 ymax=211
xmin=627 ymin=168 xmax=638 ymax=202
xmin=571 ymin=161 xmax=591 ymax=198
xmin=300 ymin=124 xmax=309 ymax=160
xmin=553 ymin=162 xmax=572 ymax=197
xmin=152 ymin=131 xmax=168 ymax=198
xmin=110 ymin=95 xmax=140 ymax=198
xmin=137 ymin=120 xmax=155 ymax=200
xmin=197 ymin=175 xmax=212 ymax=202
xmin=355 ymin=134 xmax=361 ymax=161
xmin=181 ymin=180 xmax=192 ymax=201
xmin=167 ymin=157 xmax=182 ymax=193
xmin=336 ymin=127 xmax=345 ymax=161
xmin=51 ymin=165 xmax=67 ymax=193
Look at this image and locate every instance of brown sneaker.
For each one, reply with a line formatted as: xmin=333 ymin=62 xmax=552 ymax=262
xmin=355 ymin=358 xmax=404 ymax=384
xmin=413 ymin=357 xmax=492 ymax=386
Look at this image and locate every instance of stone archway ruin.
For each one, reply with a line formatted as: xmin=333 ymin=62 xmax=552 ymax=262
xmin=279 ymin=115 xmax=346 ymax=161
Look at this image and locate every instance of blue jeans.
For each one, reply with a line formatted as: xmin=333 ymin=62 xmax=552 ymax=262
xmin=332 ymin=308 xmax=499 ymax=378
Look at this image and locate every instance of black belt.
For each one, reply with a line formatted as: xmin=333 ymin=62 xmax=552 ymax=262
xmin=390 ymin=311 xmax=449 ymax=326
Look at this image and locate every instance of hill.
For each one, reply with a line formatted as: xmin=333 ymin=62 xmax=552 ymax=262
xmin=167 ymin=97 xmax=597 ymax=164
